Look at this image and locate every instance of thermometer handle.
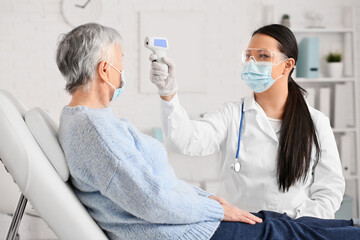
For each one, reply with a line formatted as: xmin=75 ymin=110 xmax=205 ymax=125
xmin=153 ymin=50 xmax=168 ymax=71
xmin=154 ymin=50 xmax=166 ymax=63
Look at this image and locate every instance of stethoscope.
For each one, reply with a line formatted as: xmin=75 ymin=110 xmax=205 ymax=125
xmin=230 ymin=102 xmax=244 ymax=173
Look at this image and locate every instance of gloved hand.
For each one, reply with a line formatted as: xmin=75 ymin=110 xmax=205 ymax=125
xmin=149 ymin=53 xmax=178 ymax=96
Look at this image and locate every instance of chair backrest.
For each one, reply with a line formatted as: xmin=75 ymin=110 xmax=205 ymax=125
xmin=0 ymin=90 xmax=108 ymax=240
xmin=0 ymin=89 xmax=28 ymax=214
xmin=25 ymin=107 xmax=69 ymax=182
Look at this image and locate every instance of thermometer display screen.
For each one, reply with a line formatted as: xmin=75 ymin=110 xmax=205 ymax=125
xmin=154 ymin=39 xmax=167 ymax=48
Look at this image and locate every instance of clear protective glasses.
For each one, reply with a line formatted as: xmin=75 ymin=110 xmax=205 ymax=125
xmin=241 ymin=48 xmax=288 ymax=65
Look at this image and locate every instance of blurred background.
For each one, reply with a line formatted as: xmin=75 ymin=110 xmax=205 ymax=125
xmin=1 ymin=0 xmax=360 ymax=238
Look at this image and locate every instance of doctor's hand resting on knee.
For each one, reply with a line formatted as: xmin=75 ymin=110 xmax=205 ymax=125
xmin=149 ymin=24 xmax=345 ymax=220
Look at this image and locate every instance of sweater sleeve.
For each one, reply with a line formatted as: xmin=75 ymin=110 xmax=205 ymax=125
xmin=103 ymin=151 xmax=224 ymax=224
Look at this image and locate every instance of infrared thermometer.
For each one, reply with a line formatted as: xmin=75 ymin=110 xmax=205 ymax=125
xmin=144 ymin=37 xmax=169 ymax=64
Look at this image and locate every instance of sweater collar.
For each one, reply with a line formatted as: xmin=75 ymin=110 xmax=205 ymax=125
xmin=62 ymin=105 xmax=113 ymax=114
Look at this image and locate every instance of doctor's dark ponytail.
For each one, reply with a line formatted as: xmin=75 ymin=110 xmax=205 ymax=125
xmin=253 ymin=24 xmax=321 ymax=192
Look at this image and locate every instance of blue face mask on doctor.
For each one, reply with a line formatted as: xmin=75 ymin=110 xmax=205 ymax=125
xmin=241 ymin=48 xmax=288 ymax=93
xmin=106 ymin=62 xmax=126 ymax=101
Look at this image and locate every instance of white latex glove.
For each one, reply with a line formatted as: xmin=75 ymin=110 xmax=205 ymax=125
xmin=149 ymin=53 xmax=178 ymax=96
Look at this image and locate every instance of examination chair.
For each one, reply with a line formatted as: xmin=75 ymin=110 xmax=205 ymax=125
xmin=0 ymin=90 xmax=108 ymax=240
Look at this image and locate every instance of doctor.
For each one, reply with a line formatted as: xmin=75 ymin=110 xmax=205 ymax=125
xmin=149 ymin=24 xmax=345 ymax=219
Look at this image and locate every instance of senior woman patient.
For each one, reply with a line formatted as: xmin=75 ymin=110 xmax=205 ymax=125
xmin=56 ymin=23 xmax=360 ymax=240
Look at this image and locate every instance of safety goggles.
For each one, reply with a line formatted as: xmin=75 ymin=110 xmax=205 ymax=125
xmin=241 ymin=48 xmax=288 ymax=65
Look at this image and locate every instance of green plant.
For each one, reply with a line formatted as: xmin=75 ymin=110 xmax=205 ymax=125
xmin=282 ymin=14 xmax=290 ymax=19
xmin=326 ymin=52 xmax=342 ymax=62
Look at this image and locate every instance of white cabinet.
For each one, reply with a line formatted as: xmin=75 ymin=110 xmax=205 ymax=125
xmin=292 ymin=7 xmax=360 ymax=218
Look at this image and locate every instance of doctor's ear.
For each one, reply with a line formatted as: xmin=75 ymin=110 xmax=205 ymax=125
xmin=283 ymin=58 xmax=295 ymax=74
xmin=97 ymin=60 xmax=110 ymax=83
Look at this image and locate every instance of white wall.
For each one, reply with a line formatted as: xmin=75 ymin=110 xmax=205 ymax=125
xmin=1 ymin=0 xmax=360 ymax=209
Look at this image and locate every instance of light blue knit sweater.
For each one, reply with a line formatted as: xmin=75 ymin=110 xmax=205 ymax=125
xmin=58 ymin=106 xmax=223 ymax=240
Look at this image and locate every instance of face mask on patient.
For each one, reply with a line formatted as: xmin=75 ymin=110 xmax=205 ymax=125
xmin=106 ymin=62 xmax=126 ymax=102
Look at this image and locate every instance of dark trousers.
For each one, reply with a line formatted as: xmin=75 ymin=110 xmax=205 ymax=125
xmin=210 ymin=210 xmax=360 ymax=240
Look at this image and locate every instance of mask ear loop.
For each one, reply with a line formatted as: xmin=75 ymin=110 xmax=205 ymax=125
xmin=271 ymin=57 xmax=290 ymax=81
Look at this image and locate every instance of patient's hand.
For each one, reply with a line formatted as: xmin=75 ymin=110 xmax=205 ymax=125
xmin=222 ymin=204 xmax=263 ymax=224
xmin=209 ymin=195 xmax=263 ymax=225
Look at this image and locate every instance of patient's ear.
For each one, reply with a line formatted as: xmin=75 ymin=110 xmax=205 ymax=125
xmin=97 ymin=60 xmax=110 ymax=83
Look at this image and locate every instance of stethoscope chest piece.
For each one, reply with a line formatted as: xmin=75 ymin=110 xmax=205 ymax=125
xmin=231 ymin=158 xmax=241 ymax=172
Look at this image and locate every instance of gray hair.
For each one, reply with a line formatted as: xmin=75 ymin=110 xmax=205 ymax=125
xmin=56 ymin=23 xmax=122 ymax=94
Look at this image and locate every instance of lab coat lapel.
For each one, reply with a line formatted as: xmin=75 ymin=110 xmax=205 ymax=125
xmin=244 ymin=95 xmax=279 ymax=143
xmin=255 ymin=110 xmax=279 ymax=143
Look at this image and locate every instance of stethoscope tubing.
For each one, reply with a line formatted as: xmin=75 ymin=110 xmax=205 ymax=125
xmin=231 ymin=101 xmax=244 ymax=173
xmin=235 ymin=102 xmax=244 ymax=159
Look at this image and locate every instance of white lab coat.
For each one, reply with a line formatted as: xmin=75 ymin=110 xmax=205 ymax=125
xmin=161 ymin=93 xmax=345 ymax=219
